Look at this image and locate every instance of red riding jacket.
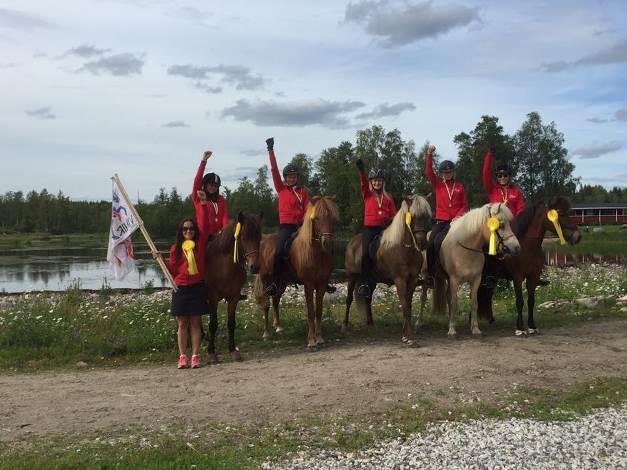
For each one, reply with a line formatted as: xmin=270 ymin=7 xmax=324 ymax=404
xmin=193 ymin=159 xmax=230 ymax=236
xmin=426 ymin=152 xmax=469 ymax=221
xmin=168 ymin=203 xmax=210 ymax=286
xmin=359 ymin=169 xmax=397 ymax=227
xmin=268 ymin=149 xmax=309 ymax=224
xmin=482 ymin=151 xmax=525 ymax=217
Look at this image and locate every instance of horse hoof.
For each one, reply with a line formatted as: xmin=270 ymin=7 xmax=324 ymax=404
xmin=316 ymin=338 xmax=325 ymax=345
xmin=275 ymin=326 xmax=283 ymax=334
xmin=527 ymin=328 xmax=539 ymax=335
xmin=471 ymin=328 xmax=482 ymax=336
xmin=231 ymin=349 xmax=242 ymax=362
xmin=447 ymin=332 xmax=457 ymax=340
xmin=208 ymin=353 xmax=220 ymax=365
xmin=262 ymin=333 xmax=270 ymax=341
xmin=514 ymin=329 xmax=527 ymax=337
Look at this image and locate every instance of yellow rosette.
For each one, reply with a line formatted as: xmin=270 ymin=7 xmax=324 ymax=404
xmin=487 ymin=217 xmax=500 ymax=256
xmin=405 ymin=212 xmax=418 ymax=250
xmin=182 ymin=240 xmax=198 ymax=275
xmin=547 ymin=209 xmax=566 ymax=245
xmin=309 ymin=205 xmax=316 ymax=220
xmin=233 ymin=222 xmax=241 ymax=263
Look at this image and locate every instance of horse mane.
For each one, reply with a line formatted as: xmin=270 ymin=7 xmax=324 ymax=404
xmin=449 ymin=203 xmax=512 ymax=241
xmin=380 ymin=195 xmax=432 ymax=250
xmin=292 ymin=196 xmax=339 ymax=266
xmin=209 ymin=220 xmax=236 ymax=254
xmin=548 ymin=195 xmax=572 ymax=212
xmin=514 ymin=203 xmax=542 ymax=238
xmin=208 ymin=213 xmax=262 ymax=255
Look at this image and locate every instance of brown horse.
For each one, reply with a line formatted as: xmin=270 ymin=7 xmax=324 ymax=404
xmin=204 ymin=212 xmax=262 ymax=362
xmin=478 ymin=196 xmax=581 ymax=335
xmin=343 ymin=195 xmax=432 ymax=343
xmin=254 ymin=196 xmax=339 ymax=348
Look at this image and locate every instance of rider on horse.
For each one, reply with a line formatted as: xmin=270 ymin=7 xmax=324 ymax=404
xmin=264 ymin=137 xmax=309 ymax=297
xmin=424 ymin=144 xmax=469 ymax=288
xmin=482 ymin=149 xmax=525 ymax=217
xmin=355 ymin=159 xmax=397 ymax=299
xmin=193 ymin=150 xmax=230 ymax=236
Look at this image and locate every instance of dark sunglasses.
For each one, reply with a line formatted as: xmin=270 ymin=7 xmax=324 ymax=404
xmin=496 ymin=173 xmax=510 ymax=178
xmin=182 ymin=226 xmax=196 ymax=232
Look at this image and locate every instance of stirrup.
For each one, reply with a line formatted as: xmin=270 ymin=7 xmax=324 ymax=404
xmin=422 ymin=276 xmax=434 ymax=289
xmin=264 ymin=282 xmax=279 ymax=297
xmin=326 ymin=284 xmax=336 ymax=294
xmin=537 ymin=279 xmax=550 ymax=287
xmin=356 ymin=283 xmax=372 ymax=299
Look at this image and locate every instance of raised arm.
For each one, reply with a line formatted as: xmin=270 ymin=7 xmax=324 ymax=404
xmin=192 ymin=150 xmax=212 ymax=205
xmin=356 ymin=159 xmax=368 ymax=200
xmin=482 ymin=149 xmax=495 ymax=194
xmin=195 ymin=190 xmax=211 ymax=245
xmin=266 ymin=137 xmax=284 ymax=193
xmin=425 ymin=145 xmax=438 ymax=188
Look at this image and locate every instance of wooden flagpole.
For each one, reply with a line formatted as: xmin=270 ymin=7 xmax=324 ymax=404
xmin=113 ymin=174 xmax=178 ymax=291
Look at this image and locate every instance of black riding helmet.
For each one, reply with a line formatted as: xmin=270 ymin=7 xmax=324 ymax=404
xmin=495 ymin=163 xmax=511 ymax=176
xmin=202 ymin=172 xmax=221 ymax=188
xmin=282 ymin=164 xmax=299 ymax=179
xmin=368 ymin=169 xmax=385 ymax=180
xmin=439 ymin=160 xmax=455 ymax=172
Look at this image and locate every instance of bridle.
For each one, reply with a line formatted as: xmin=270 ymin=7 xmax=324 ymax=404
xmin=458 ymin=206 xmax=514 ymax=257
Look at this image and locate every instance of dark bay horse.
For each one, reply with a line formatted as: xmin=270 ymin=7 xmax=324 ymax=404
xmin=430 ymin=203 xmax=520 ymax=338
xmin=254 ymin=196 xmax=339 ymax=348
xmin=343 ymin=195 xmax=431 ymax=343
xmin=478 ymin=196 xmax=581 ymax=335
xmin=204 ymin=212 xmax=262 ymax=362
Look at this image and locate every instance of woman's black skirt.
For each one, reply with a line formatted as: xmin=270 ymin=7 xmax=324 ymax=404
xmin=171 ymin=282 xmax=209 ymax=316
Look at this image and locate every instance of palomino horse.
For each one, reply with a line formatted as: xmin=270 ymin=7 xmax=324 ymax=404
xmin=343 ymin=195 xmax=432 ymax=343
xmin=478 ymin=196 xmax=581 ymax=335
xmin=431 ymin=203 xmax=520 ymax=338
xmin=204 ymin=212 xmax=262 ymax=362
xmin=254 ymin=196 xmax=339 ymax=348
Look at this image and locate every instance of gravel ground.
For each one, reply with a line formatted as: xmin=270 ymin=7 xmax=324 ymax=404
xmin=265 ymin=406 xmax=627 ymax=470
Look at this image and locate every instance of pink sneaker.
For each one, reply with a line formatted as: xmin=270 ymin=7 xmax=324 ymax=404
xmin=191 ymin=354 xmax=201 ymax=369
xmin=177 ymin=354 xmax=189 ymax=369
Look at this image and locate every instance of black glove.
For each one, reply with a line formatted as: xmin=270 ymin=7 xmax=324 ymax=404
xmin=266 ymin=137 xmax=274 ymax=151
xmin=356 ymin=159 xmax=364 ymax=171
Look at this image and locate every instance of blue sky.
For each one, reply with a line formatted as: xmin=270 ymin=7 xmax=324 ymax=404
xmin=1 ymin=0 xmax=626 ymax=201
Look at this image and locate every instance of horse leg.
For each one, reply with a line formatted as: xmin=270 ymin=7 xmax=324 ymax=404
xmin=262 ymin=302 xmax=271 ymax=340
xmin=304 ymin=284 xmax=317 ymax=348
xmin=315 ymin=286 xmax=325 ymax=345
xmin=207 ymin=300 xmax=219 ymax=364
xmin=527 ymin=279 xmax=539 ymax=334
xmin=227 ymin=299 xmax=241 ymax=361
xmin=343 ymin=276 xmax=356 ymax=332
xmin=395 ymin=277 xmax=414 ymax=344
xmin=272 ymin=294 xmax=282 ymax=333
xmin=514 ymin=278 xmax=525 ymax=336
xmin=469 ymin=276 xmax=482 ymax=336
xmin=447 ymin=278 xmax=459 ymax=338
xmin=366 ymin=280 xmax=375 ymax=326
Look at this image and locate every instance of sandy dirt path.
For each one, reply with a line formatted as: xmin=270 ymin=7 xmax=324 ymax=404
xmin=1 ymin=320 xmax=625 ymax=444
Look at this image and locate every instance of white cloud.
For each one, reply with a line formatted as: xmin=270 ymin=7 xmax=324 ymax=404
xmin=25 ymin=107 xmax=56 ymax=120
xmin=572 ymin=141 xmax=622 ymax=159
xmin=81 ymin=53 xmax=145 ymax=76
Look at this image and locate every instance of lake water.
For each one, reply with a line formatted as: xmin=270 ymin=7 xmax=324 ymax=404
xmin=0 ymin=239 xmax=623 ymax=293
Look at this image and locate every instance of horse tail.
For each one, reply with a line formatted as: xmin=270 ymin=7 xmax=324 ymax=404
xmin=253 ymin=275 xmax=269 ymax=308
xmin=432 ymin=276 xmax=448 ymax=316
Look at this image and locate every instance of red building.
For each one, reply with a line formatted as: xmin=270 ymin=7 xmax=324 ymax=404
xmin=569 ymin=203 xmax=627 ymax=225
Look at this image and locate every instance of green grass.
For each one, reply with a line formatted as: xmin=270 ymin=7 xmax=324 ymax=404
xmin=551 ymin=225 xmax=627 ymax=257
xmin=0 ymin=264 xmax=625 ymax=371
xmin=1 ymin=376 xmax=624 ymax=469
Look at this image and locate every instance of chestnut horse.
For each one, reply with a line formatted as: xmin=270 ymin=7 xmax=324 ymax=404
xmin=204 ymin=212 xmax=262 ymax=362
xmin=431 ymin=203 xmax=520 ymax=338
xmin=478 ymin=196 xmax=581 ymax=335
xmin=343 ymin=195 xmax=431 ymax=343
xmin=254 ymin=196 xmax=339 ymax=348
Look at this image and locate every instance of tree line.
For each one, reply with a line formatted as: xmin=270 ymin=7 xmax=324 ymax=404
xmin=1 ymin=112 xmax=623 ymax=238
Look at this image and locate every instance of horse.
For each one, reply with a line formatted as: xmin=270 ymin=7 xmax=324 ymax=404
xmin=478 ymin=196 xmax=581 ymax=335
xmin=430 ymin=203 xmax=521 ymax=338
xmin=253 ymin=196 xmax=339 ymax=348
xmin=343 ymin=195 xmax=432 ymax=343
xmin=204 ymin=212 xmax=262 ymax=363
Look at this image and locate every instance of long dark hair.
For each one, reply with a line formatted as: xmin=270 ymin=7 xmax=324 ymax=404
xmin=174 ymin=217 xmax=199 ymax=261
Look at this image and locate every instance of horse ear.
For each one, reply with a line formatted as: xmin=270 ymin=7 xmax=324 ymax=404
xmin=237 ymin=211 xmax=245 ymax=223
xmin=403 ymin=195 xmax=412 ymax=207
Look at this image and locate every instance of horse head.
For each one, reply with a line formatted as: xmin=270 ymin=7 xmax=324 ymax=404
xmin=307 ymin=195 xmax=339 ymax=255
xmin=545 ymin=196 xmax=581 ymax=245
xmin=236 ymin=211 xmax=263 ymax=274
xmin=403 ymin=194 xmax=432 ymax=251
xmin=484 ymin=203 xmax=520 ymax=257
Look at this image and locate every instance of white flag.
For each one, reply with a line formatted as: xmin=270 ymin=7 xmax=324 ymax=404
xmin=106 ymin=178 xmax=140 ymax=280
